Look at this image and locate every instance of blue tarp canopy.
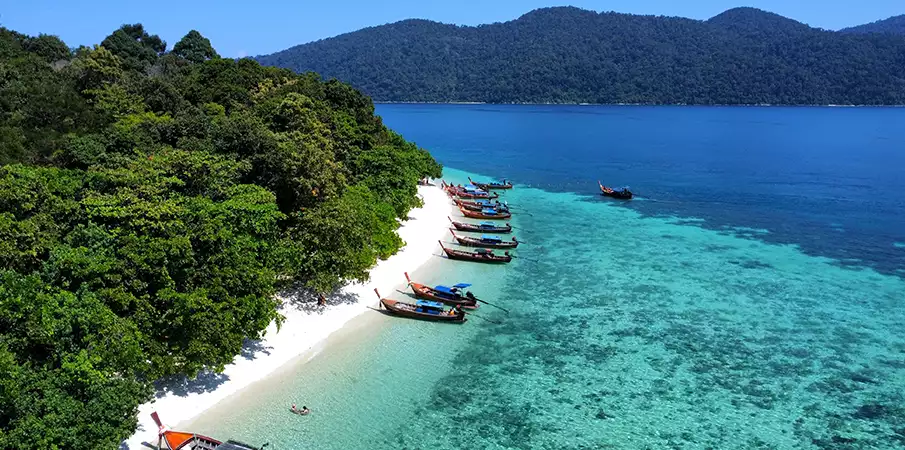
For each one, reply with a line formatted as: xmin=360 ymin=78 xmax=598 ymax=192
xmin=476 ymin=199 xmax=493 ymax=205
xmin=479 ymin=222 xmax=497 ymax=227
xmin=416 ymin=300 xmax=445 ymax=308
xmin=475 ymin=248 xmax=493 ymax=254
xmin=433 ymin=285 xmax=454 ymax=294
xmin=481 ymin=235 xmax=503 ymax=242
xmin=453 ymin=283 xmax=472 ymax=289
xmin=481 ymin=208 xmax=498 ymax=214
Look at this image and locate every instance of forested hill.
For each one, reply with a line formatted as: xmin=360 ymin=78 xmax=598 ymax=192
xmin=255 ymin=6 xmax=905 ymax=105
xmin=0 ymin=25 xmax=438 ymax=449
xmin=840 ymin=15 xmax=905 ymax=36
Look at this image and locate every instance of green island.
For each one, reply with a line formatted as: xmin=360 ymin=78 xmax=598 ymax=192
xmin=0 ymin=24 xmax=439 ymax=450
xmin=256 ymin=6 xmax=905 ymax=105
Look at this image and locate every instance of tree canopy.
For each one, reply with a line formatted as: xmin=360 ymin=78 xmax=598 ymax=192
xmin=256 ymin=6 xmax=905 ymax=105
xmin=840 ymin=15 xmax=905 ymax=36
xmin=173 ymin=30 xmax=220 ymax=63
xmin=0 ymin=25 xmax=439 ymax=449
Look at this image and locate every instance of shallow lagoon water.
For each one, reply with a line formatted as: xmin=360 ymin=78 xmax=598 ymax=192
xmin=190 ymin=107 xmax=905 ymax=449
xmin=390 ymin=184 xmax=905 ymax=449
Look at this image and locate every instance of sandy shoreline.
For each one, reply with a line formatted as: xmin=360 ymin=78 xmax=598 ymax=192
xmin=123 ymin=183 xmax=453 ymax=449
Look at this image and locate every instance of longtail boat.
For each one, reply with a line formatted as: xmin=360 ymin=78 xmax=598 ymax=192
xmin=439 ymin=241 xmax=512 ymax=264
xmin=152 ymin=412 xmax=267 ymax=450
xmin=455 ymin=190 xmax=500 ymax=200
xmin=450 ymin=229 xmax=519 ymax=249
xmin=459 ymin=206 xmax=511 ymax=220
xmin=375 ymin=289 xmax=466 ymax=323
xmin=598 ymin=180 xmax=633 ymax=200
xmin=448 ymin=217 xmax=512 ymax=233
xmin=442 ymin=181 xmax=499 ymax=199
xmin=469 ymin=176 xmax=513 ymax=190
xmin=404 ymin=272 xmax=479 ymax=309
xmin=454 ymin=198 xmax=509 ymax=212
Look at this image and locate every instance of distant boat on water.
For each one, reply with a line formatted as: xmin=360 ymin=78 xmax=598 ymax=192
xmin=598 ymin=180 xmax=633 ymax=199
xmin=468 ymin=176 xmax=513 ymax=190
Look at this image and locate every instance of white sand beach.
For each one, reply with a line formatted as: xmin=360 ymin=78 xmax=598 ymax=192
xmin=123 ymin=183 xmax=453 ymax=449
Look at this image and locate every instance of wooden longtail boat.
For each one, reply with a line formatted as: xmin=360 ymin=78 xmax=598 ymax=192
xmin=441 ymin=181 xmax=500 ymax=199
xmin=404 ymin=272 xmax=479 ymax=309
xmin=448 ymin=217 xmax=512 ymax=233
xmin=459 ymin=206 xmax=512 ymax=220
xmin=469 ymin=176 xmax=513 ymax=190
xmin=598 ymin=180 xmax=633 ymax=200
xmin=450 ymin=229 xmax=519 ymax=249
xmin=375 ymin=289 xmax=467 ymax=323
xmin=439 ymin=241 xmax=512 ymax=264
xmin=152 ymin=412 xmax=267 ymax=450
xmin=454 ymin=198 xmax=510 ymax=212
xmin=454 ymin=190 xmax=500 ymax=200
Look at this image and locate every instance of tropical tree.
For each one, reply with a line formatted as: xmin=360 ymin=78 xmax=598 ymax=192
xmin=100 ymin=24 xmax=166 ymax=72
xmin=173 ymin=30 xmax=220 ymax=63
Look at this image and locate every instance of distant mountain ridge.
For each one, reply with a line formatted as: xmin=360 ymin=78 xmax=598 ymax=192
xmin=840 ymin=15 xmax=905 ymax=35
xmin=256 ymin=7 xmax=905 ymax=105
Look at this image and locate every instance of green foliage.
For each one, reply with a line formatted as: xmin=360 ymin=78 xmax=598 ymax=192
xmin=22 ymin=34 xmax=70 ymax=62
xmin=256 ymin=6 xmax=905 ymax=105
xmin=286 ymin=184 xmax=402 ymax=292
xmin=100 ymin=24 xmax=166 ymax=72
xmin=173 ymin=30 xmax=220 ymax=63
xmin=0 ymin=272 xmax=151 ymax=450
xmin=69 ymin=45 xmax=124 ymax=93
xmin=840 ymin=15 xmax=905 ymax=35
xmin=0 ymin=23 xmax=438 ymax=448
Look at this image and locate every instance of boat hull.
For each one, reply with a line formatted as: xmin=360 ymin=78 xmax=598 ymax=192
xmin=450 ymin=221 xmax=512 ymax=233
xmin=455 ymin=199 xmax=509 ymax=213
xmin=452 ymin=235 xmax=519 ymax=249
xmin=453 ymin=191 xmax=499 ymax=200
xmin=409 ymin=282 xmax=479 ymax=309
xmin=449 ymin=218 xmax=512 ymax=234
xmin=440 ymin=246 xmax=512 ymax=264
xmin=598 ymin=181 xmax=633 ymax=199
xmin=442 ymin=182 xmax=499 ymax=199
xmin=601 ymin=191 xmax=633 ymax=200
xmin=380 ymin=299 xmax=467 ymax=323
xmin=475 ymin=184 xmax=512 ymax=190
xmin=459 ymin=207 xmax=511 ymax=220
xmin=469 ymin=177 xmax=513 ymax=190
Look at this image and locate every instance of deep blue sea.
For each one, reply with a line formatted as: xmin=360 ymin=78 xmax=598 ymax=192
xmin=380 ymin=105 xmax=905 ymax=276
xmin=191 ymin=105 xmax=905 ymax=449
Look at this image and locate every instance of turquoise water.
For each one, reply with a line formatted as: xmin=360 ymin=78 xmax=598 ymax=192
xmin=189 ymin=107 xmax=905 ymax=449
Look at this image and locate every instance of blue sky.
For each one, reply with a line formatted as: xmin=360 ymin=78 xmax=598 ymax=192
xmin=2 ymin=0 xmax=901 ymax=58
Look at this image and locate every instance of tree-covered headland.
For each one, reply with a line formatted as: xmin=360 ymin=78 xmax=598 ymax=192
xmin=0 ymin=24 xmax=440 ymax=449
